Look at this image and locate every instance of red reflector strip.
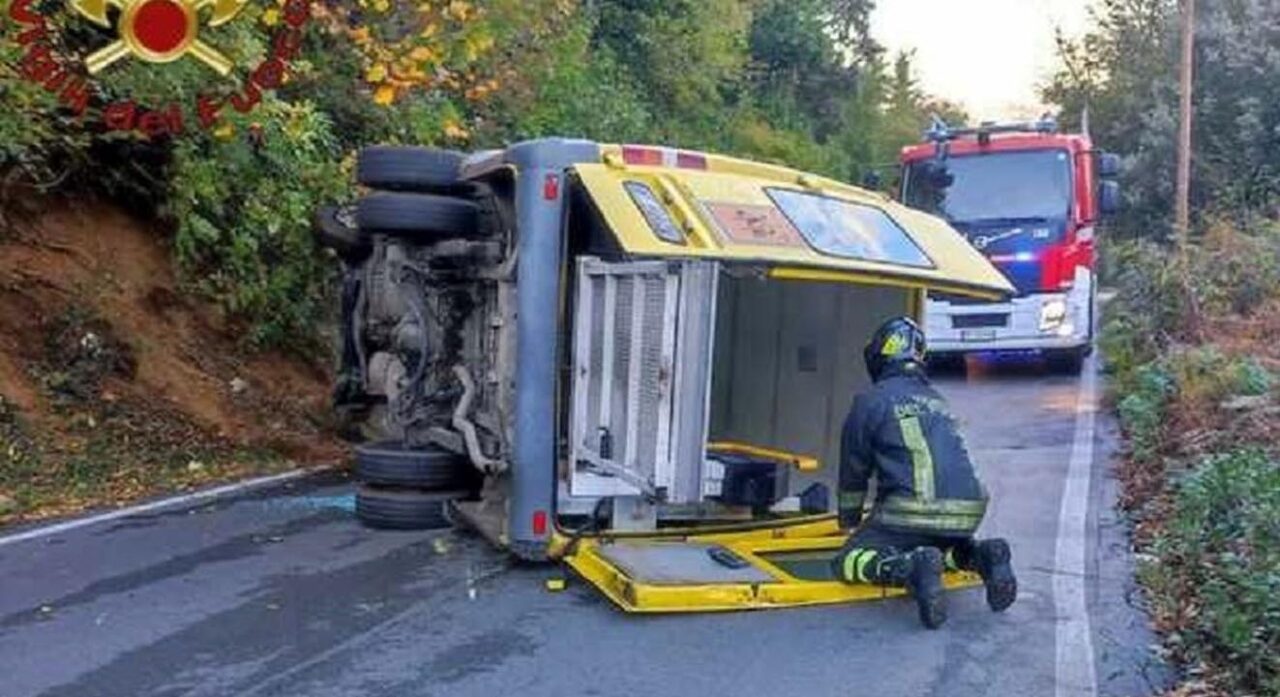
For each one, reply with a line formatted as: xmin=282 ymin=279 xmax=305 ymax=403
xmin=532 ymin=510 xmax=548 ymax=536
xmin=676 ymin=151 xmax=708 ymax=169
xmin=543 ymin=174 xmax=560 ymax=200
xmin=622 ymin=146 xmax=663 ymax=166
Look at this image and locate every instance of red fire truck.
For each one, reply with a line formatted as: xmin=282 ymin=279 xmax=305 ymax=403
xmin=898 ymin=117 xmax=1120 ymax=373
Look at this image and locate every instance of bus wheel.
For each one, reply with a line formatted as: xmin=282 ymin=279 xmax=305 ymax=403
xmin=357 ymin=146 xmax=465 ymax=193
xmin=355 ymin=441 xmax=474 ymax=490
xmin=355 ymin=485 xmax=464 ymax=530
xmin=312 ymin=204 xmax=370 ymax=261
xmin=356 ymin=192 xmax=480 ymax=240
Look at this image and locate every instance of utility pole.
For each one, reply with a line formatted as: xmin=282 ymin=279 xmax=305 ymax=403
xmin=1175 ymin=0 xmax=1195 ymax=250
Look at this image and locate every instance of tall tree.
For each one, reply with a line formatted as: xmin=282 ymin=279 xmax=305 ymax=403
xmin=1045 ymin=0 xmax=1280 ymax=235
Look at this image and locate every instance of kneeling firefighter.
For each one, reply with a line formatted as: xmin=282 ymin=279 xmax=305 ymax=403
xmin=833 ymin=317 xmax=1017 ymax=629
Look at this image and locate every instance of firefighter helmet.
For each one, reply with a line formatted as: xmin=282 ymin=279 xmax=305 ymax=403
xmin=864 ymin=316 xmax=927 ymax=382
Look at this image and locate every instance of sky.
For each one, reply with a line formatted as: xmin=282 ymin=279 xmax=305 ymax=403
xmin=871 ymin=0 xmax=1093 ymax=122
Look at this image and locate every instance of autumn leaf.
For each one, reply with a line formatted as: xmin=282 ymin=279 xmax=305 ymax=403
xmin=373 ymin=85 xmax=396 ymax=106
xmin=365 ymin=63 xmax=387 ymax=83
xmin=442 ymin=119 xmax=469 ymax=139
xmin=446 ymin=1 xmax=472 ymax=21
xmin=261 ymin=8 xmax=280 ymax=26
xmin=463 ymin=33 xmax=494 ymax=62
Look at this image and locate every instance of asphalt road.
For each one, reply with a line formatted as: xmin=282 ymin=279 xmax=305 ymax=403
xmin=0 ymin=357 xmax=1170 ymax=697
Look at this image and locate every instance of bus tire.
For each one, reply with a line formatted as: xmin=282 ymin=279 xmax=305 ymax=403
xmin=357 ymin=146 xmax=464 ymax=192
xmin=356 ymin=192 xmax=480 ymax=239
xmin=312 ymin=204 xmax=370 ymax=261
xmin=355 ymin=485 xmax=463 ymax=530
xmin=355 ymin=441 xmax=469 ymax=490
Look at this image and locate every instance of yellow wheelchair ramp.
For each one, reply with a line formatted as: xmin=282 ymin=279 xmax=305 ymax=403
xmin=563 ymin=526 xmax=980 ymax=613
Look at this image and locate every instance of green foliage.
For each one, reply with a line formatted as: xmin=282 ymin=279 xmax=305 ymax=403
xmin=1105 ymin=215 xmax=1280 ymax=694
xmin=1116 ymin=361 xmax=1174 ymax=462
xmin=1234 ymin=359 xmax=1273 ymax=397
xmin=1164 ymin=345 xmax=1273 ymax=406
xmin=2 ymin=0 xmax=956 ymax=350
xmin=1045 ymin=0 xmax=1280 ymax=238
xmin=592 ymin=0 xmax=750 ymax=144
xmin=1144 ymin=449 xmax=1280 ymax=694
xmin=167 ymin=99 xmax=349 ymax=349
xmin=1101 ymin=227 xmax=1280 ymax=393
xmin=481 ymin=18 xmax=654 ymax=143
xmin=1112 ymin=344 xmax=1274 ymax=462
xmin=0 ymin=394 xmax=40 ymax=511
xmin=0 ymin=42 xmax=92 ymax=199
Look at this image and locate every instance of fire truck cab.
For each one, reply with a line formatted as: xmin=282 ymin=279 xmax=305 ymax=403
xmin=898 ymin=118 xmax=1120 ymax=373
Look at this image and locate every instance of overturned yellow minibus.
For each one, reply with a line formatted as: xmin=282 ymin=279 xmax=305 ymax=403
xmin=315 ymin=138 xmax=1012 ymax=612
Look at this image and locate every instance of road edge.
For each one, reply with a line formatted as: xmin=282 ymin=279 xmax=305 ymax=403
xmin=1054 ymin=355 xmax=1100 ymax=696
xmin=0 ymin=467 xmax=335 ymax=548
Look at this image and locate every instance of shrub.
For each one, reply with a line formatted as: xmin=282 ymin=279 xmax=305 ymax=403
xmin=1102 ymin=228 xmax=1280 ymax=395
xmin=166 ymin=99 xmax=350 ymax=349
xmin=1116 ymin=361 xmax=1175 ymax=463
xmin=1144 ymin=449 xmax=1280 ymax=694
xmin=1164 ymin=346 xmax=1272 ymax=406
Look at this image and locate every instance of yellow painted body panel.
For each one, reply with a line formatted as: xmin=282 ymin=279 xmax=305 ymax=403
xmin=578 ymin=147 xmax=1012 ymax=299
xmin=560 ymin=521 xmax=981 ymax=613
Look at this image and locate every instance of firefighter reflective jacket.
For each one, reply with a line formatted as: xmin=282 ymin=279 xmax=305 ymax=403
xmin=838 ymin=363 xmax=988 ymax=535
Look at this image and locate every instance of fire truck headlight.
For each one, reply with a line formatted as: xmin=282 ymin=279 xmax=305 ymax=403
xmin=1039 ymin=298 xmax=1068 ymax=332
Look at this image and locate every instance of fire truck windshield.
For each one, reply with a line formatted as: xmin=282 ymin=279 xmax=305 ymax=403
xmin=902 ymin=149 xmax=1072 ymax=224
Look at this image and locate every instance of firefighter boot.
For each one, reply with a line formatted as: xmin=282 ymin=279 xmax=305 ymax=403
xmin=876 ymin=547 xmax=947 ymax=629
xmin=971 ymin=538 xmax=1017 ymax=612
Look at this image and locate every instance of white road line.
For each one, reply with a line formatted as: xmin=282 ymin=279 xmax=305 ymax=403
xmin=0 ymin=469 xmax=317 ymax=549
xmin=1054 ymin=357 xmax=1099 ymax=696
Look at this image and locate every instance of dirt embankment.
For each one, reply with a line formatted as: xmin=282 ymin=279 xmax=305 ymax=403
xmin=0 ymin=200 xmax=346 ymax=524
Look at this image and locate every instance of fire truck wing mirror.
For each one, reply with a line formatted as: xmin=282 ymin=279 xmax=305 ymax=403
xmin=1098 ymin=152 xmax=1121 ymax=179
xmin=1099 ymin=180 xmax=1121 ymax=216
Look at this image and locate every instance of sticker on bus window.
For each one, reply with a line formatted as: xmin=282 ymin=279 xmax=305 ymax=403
xmin=704 ymin=202 xmax=805 ymax=247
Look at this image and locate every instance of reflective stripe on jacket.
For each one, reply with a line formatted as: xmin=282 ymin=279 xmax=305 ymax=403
xmin=838 ymin=363 xmax=987 ymax=535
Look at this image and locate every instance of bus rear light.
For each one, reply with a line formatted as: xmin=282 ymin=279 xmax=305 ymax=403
xmin=532 ymin=509 xmax=548 ymax=536
xmin=676 ymin=151 xmax=708 ymax=169
xmin=621 ymin=145 xmax=709 ymax=170
xmin=543 ymin=174 xmax=560 ymax=200
xmin=622 ymin=146 xmax=663 ymax=166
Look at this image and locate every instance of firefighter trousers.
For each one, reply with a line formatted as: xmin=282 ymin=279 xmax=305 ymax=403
xmin=833 ymin=523 xmax=978 ymax=585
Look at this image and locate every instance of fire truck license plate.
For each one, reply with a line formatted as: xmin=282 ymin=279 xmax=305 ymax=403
xmin=961 ymin=329 xmax=997 ymax=342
